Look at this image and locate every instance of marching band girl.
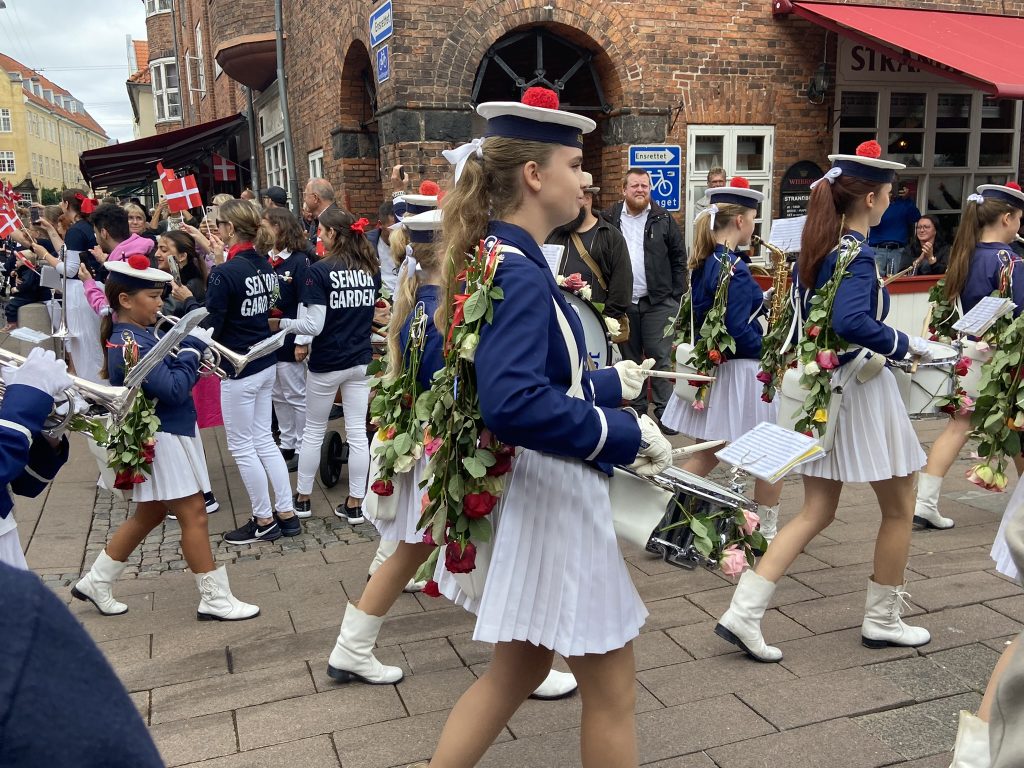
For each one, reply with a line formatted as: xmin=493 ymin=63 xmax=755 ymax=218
xmin=261 ymin=207 xmax=312 ymax=477
xmin=413 ymin=88 xmax=672 ymax=768
xmin=660 ymin=179 xmax=782 ymax=541
xmin=914 ymin=184 xmax=1024 ymax=531
xmin=72 ymin=256 xmax=258 ymax=620
xmin=207 ymin=200 xmax=301 ymax=545
xmin=326 ymin=209 xmax=443 ymax=685
xmin=274 ymin=208 xmax=379 ymax=523
xmin=716 ymin=144 xmax=932 ymax=663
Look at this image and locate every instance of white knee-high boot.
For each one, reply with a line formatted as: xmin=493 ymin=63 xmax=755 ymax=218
xmin=328 ymin=603 xmax=404 ymax=684
xmin=861 ymin=579 xmax=931 ymax=648
xmin=758 ymin=504 xmax=779 ymax=544
xmin=948 ymin=711 xmax=989 ymax=768
xmin=72 ymin=550 xmax=128 ymax=616
xmin=195 ymin=567 xmax=260 ymax=621
xmin=915 ymin=472 xmax=955 ymax=530
xmin=715 ymin=570 xmax=783 ymax=662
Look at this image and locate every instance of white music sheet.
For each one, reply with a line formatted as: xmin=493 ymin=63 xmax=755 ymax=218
xmin=768 ymin=216 xmax=806 ymax=254
xmin=952 ymin=296 xmax=1016 ymax=337
xmin=540 ymin=244 xmax=564 ymax=278
xmin=715 ymin=421 xmax=822 ymax=483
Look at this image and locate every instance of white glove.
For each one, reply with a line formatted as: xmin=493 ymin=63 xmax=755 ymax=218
xmin=628 ymin=414 xmax=674 ymax=477
xmin=908 ymin=336 xmax=933 ymax=364
xmin=186 ymin=326 xmax=216 ymax=347
xmin=613 ymin=358 xmax=655 ymax=401
xmin=46 ymin=392 xmax=88 ymax=439
xmin=762 ymin=287 xmax=775 ymax=307
xmin=1 ymin=348 xmax=73 ymax=399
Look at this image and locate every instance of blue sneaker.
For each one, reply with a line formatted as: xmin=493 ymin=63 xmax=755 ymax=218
xmin=276 ymin=512 xmax=302 ymax=537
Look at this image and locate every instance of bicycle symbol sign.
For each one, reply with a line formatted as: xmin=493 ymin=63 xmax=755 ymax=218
xmin=628 ymin=145 xmax=682 ymax=212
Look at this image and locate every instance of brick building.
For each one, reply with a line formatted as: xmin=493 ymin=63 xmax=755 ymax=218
xmin=132 ymin=0 xmax=1024 ymax=247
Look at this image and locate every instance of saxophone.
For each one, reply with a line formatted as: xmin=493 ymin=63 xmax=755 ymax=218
xmin=752 ymin=234 xmax=794 ymax=401
xmin=752 ymin=234 xmax=791 ymax=327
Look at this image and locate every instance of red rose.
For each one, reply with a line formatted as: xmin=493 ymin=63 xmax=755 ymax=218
xmin=486 ymin=453 xmax=512 ymax=477
xmin=401 ymin=393 xmax=413 ymax=409
xmin=371 ymin=479 xmax=395 ymax=496
xmin=755 ymin=370 xmax=772 ymax=384
xmin=477 ymin=429 xmax=494 ymax=449
xmin=940 ymin=402 xmax=956 ymax=415
xmin=708 ymin=349 xmax=723 ymax=365
xmin=375 ymin=299 xmax=389 ymax=309
xmin=113 ymin=469 xmax=134 ymax=490
xmin=422 ymin=580 xmax=442 ymax=598
xmin=422 ymin=528 xmax=435 ymax=546
xmin=130 ymin=471 xmax=146 ymax=485
xmin=464 ymin=491 xmax=498 ymax=518
xmin=761 ymin=393 xmax=772 ymax=402
xmin=808 ymin=325 xmax=821 ymax=338
xmin=563 ymin=272 xmax=586 ymax=292
xmin=269 ymin=308 xmax=284 ymax=319
xmin=445 ymin=540 xmax=477 ymax=573
xmin=954 ymin=358 xmax=970 ymax=377
xmin=141 ymin=444 xmax=156 ymax=463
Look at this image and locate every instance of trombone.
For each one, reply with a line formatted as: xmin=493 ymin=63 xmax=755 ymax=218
xmin=154 ymin=313 xmax=290 ymax=379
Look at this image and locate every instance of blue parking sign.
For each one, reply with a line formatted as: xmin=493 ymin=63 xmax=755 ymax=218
xmin=376 ymin=45 xmax=390 ymax=84
xmin=628 ymin=145 xmax=682 ymax=212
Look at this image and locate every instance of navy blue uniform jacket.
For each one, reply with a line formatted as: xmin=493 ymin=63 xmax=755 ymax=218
xmin=0 ymin=385 xmax=69 ymax=520
xmin=398 ymin=284 xmax=444 ymax=391
xmin=960 ymin=242 xmax=1024 ymax=318
xmin=691 ymin=245 xmax=764 ymax=359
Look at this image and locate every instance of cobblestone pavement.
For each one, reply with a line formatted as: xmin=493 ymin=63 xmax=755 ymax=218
xmin=18 ymin=421 xmax=1024 ymax=767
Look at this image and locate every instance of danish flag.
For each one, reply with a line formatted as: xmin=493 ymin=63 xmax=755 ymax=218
xmin=163 ymin=174 xmax=203 ymax=213
xmin=156 ymin=162 xmax=176 ymax=184
xmin=0 ymin=198 xmax=22 ymax=239
xmin=211 ymin=153 xmax=237 ymax=182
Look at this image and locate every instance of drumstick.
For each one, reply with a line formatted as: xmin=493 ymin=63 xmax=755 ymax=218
xmin=641 ymin=370 xmax=716 ymax=382
xmin=671 ymin=441 xmax=726 ymax=458
xmin=909 ymin=305 xmax=934 ymax=375
xmin=882 ymin=265 xmax=914 ymax=286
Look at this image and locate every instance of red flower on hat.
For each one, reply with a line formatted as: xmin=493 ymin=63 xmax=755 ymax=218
xmin=856 ymin=140 xmax=882 ymax=159
xmin=127 ymin=254 xmax=150 ymax=271
xmin=730 ymin=176 xmax=750 ymax=189
xmin=1007 ymin=182 xmax=1022 ymax=191
xmin=419 ymin=180 xmax=440 ymax=196
xmin=522 ymin=87 xmax=559 ymax=110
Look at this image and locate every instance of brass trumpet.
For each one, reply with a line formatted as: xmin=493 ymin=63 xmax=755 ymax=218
xmin=155 ymin=313 xmax=240 ymax=379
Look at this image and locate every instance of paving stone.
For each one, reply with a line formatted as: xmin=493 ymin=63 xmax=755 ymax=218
xmin=864 ymin=656 xmax=971 ymax=702
xmin=176 ymin=735 xmax=340 ymax=768
xmin=149 ymin=712 xmax=237 ymax=767
xmin=96 ymin=634 xmax=151 ymax=665
xmin=634 ymin=630 xmax=694 ymax=671
xmin=905 ymin=524 xmax=1004 ymax=553
xmin=739 ymin=667 xmax=913 ymax=729
xmin=805 ymin=539 xmax=891 ymax=568
xmin=228 ymin=626 xmax=337 ymax=673
xmin=665 ymin=609 xmax=812 ymax=660
xmin=908 ymin=571 xmax=1021 ymax=612
xmin=928 ymin=644 xmax=1002 ymax=692
xmin=635 ymin=567 xmax=731 ymax=603
xmin=913 ymin=604 xmax=1023 ymax=652
xmin=129 ymin=690 xmax=150 ymax=725
xmin=375 ymin=604 xmax=478 ymax=647
xmin=893 ymin=753 xmax=961 ymax=768
xmin=707 ymin=718 xmax=901 ymax=768
xmin=684 ymin=576 xmax=823 ymax=617
xmin=791 ymin=561 xmax=925 ymax=597
xmin=644 ymin=595 xmax=717 ymax=631
xmin=775 ymin=628 xmax=918 ymax=678
xmin=784 ymin=552 xmax=832 ymax=574
xmin=985 ymin=594 xmax=1024 ymax=623
xmin=855 ymin=692 xmax=981 ymax=760
xmin=508 ymin=681 xmax=663 ymax=739
xmin=399 ymin=637 xmax=465 ymax=675
xmin=781 ymin=589 xmax=925 ymax=635
xmin=151 ymin=660 xmax=315 ymax=724
xmin=635 ymin=695 xmax=776 ymax=763
xmin=982 ymin=635 xmax=1018 ymax=655
xmin=907 ymin=547 xmax=997 ymax=578
xmin=235 ymin=683 xmax=406 ymax=750
xmin=394 ymin=666 xmax=478 ymax=715
xmin=641 ymin=754 xmax=717 ymax=768
xmin=448 ymin=631 xmax=494 ymax=667
xmin=637 ymin=653 xmax=796 ymax=707
xmin=477 ymin=727 xmax=583 ymax=768
xmin=115 ymin=648 xmax=230 ymax=693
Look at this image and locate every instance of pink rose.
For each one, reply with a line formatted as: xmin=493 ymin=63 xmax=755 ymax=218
xmin=445 ymin=541 xmax=477 ymax=574
xmin=816 ymin=349 xmax=839 ymax=370
xmin=421 ymin=525 xmax=435 ymax=546
xmin=755 ymin=370 xmax=772 ymax=384
xmin=741 ymin=508 xmax=760 ymax=536
xmin=719 ymin=545 xmax=748 ymax=578
xmin=424 ymin=436 xmax=443 ymax=457
xmin=691 ymin=400 xmax=706 ymax=412
xmin=563 ymin=272 xmax=586 ymax=292
xmin=463 ymin=491 xmax=498 ymax=518
xmin=958 ymin=395 xmax=974 ymax=415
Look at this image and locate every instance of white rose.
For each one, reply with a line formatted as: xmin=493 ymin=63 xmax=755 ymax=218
xmin=394 ymin=453 xmax=415 ymax=474
xmin=411 ymin=442 xmax=423 ymax=460
xmin=580 ymin=285 xmax=592 ymax=301
xmin=555 ymin=275 xmax=566 ymax=286
xmin=459 ymin=332 xmax=479 ymax=362
xmin=605 ymin=316 xmax=621 ymax=335
xmin=804 ymin=361 xmax=820 ymax=376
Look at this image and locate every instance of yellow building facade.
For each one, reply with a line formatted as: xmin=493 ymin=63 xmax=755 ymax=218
xmin=0 ymin=53 xmax=109 ymax=201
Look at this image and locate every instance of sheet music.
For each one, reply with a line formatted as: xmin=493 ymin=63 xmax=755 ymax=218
xmin=8 ymin=327 xmax=51 ymax=343
xmin=540 ymin=244 xmax=564 ymax=278
xmin=715 ymin=421 xmax=822 ymax=482
xmin=952 ymin=296 xmax=1016 ymax=336
xmin=767 ymin=216 xmax=806 ymax=254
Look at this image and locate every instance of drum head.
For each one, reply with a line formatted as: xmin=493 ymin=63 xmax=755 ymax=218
xmin=659 ymin=466 xmax=753 ymax=509
xmin=559 ymin=287 xmax=612 ymax=369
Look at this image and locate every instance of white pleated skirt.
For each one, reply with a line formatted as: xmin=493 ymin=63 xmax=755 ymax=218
xmin=51 ymin=281 xmax=104 ymax=384
xmin=470 ymin=449 xmax=648 ymax=657
xmin=371 ymin=457 xmax=426 ymax=544
xmin=661 ymin=358 xmax=777 ymax=442
xmin=991 ymin=484 xmax=1023 ymax=583
xmin=0 ymin=528 xmax=28 ymax=570
xmin=797 ymin=366 xmax=925 ymax=483
xmin=132 ymin=429 xmax=211 ymax=503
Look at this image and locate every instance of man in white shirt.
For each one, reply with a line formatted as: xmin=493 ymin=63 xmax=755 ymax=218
xmin=604 ymin=168 xmax=687 ymax=432
xmin=694 ymin=166 xmax=728 ymax=217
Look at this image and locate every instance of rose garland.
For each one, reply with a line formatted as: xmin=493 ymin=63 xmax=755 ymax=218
xmin=689 ymin=253 xmax=739 ymax=409
xmin=926 ymin=278 xmax=959 ymax=342
xmin=416 ymin=240 xmax=514 ymax=586
xmin=757 ymin=288 xmax=795 ymax=403
xmin=660 ymin=498 xmax=766 ymax=577
xmin=792 ymin=237 xmax=860 ymax=437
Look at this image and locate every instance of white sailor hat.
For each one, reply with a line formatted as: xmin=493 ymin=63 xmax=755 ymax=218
xmin=706 ymin=176 xmax=763 ymax=209
xmin=401 ymin=208 xmax=442 ymax=244
xmin=818 ymin=140 xmax=905 ymax=188
xmin=974 ymin=183 xmax=1024 ymax=211
xmin=477 ymin=87 xmax=595 ymax=146
xmin=105 ymin=254 xmax=171 ymax=289
xmin=393 ymin=180 xmax=440 ymax=221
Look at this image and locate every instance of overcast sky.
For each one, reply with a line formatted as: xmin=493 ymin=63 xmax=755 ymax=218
xmin=0 ymin=0 xmax=147 ymax=143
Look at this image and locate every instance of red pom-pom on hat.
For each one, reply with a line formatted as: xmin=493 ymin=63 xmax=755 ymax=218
xmin=1007 ymin=181 xmax=1022 ymax=191
xmin=419 ymin=180 xmax=440 ymax=196
xmin=127 ymin=254 xmax=150 ymax=271
xmin=521 ymin=87 xmax=559 ymax=110
xmin=730 ymin=176 xmax=751 ymax=189
xmin=855 ymin=140 xmax=882 ymax=159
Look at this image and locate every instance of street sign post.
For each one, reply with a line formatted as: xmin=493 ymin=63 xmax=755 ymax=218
xmin=369 ymin=0 xmax=394 ymax=47
xmin=628 ymin=145 xmax=682 ymax=211
xmin=376 ymin=44 xmax=391 ymax=84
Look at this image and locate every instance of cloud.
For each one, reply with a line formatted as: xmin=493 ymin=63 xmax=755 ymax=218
xmin=0 ymin=0 xmax=148 ymax=143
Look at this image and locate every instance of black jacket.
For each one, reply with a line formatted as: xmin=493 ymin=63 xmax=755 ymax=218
xmin=546 ymin=213 xmax=633 ymax=318
xmin=602 ymin=201 xmax=687 ymax=304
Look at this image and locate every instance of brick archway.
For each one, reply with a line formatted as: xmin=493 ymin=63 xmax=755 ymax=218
xmin=333 ymin=37 xmax=381 ymax=216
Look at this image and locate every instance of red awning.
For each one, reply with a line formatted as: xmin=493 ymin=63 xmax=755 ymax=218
xmin=80 ymin=114 xmax=247 ymax=189
xmin=781 ymin=2 xmax=1024 ymax=99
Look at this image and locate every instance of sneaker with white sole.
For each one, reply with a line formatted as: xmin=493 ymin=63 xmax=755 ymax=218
xmin=167 ymin=493 xmax=220 ymax=521
xmin=335 ymin=503 xmax=365 ymax=524
xmin=224 ymin=517 xmax=281 ymax=545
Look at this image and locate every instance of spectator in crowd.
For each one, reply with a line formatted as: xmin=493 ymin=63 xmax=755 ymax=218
xmin=89 ymin=204 xmax=156 ymax=266
xmin=368 ymin=200 xmax=399 ymax=295
xmin=604 ymin=167 xmax=687 ymax=430
xmin=240 ymin=188 xmax=256 ymax=201
xmin=694 ymin=166 xmax=728 ymax=216
xmin=905 ymin=214 xmax=949 ymax=275
xmin=303 ymin=178 xmax=340 ymax=250
xmin=869 ymin=178 xmax=921 ymax=275
xmin=2 ymin=248 xmax=51 ymax=331
xmin=158 ymin=230 xmax=210 ymax=316
xmin=546 ymin=172 xmax=633 ymax=334
xmin=123 ymin=203 xmax=153 ymax=244
xmin=262 ymin=186 xmax=289 ymax=209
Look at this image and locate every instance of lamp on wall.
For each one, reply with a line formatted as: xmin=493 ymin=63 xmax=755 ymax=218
xmin=807 ymin=61 xmax=829 ymax=105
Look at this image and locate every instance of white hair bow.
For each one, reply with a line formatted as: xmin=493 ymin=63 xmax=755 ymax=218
xmin=404 ymin=244 xmax=423 ymax=274
xmin=442 ymin=138 xmax=485 ymax=186
xmin=967 ymin=193 xmax=986 ymax=204
xmin=810 ymin=167 xmax=843 ymax=190
xmin=698 ymin=203 xmax=719 ymax=232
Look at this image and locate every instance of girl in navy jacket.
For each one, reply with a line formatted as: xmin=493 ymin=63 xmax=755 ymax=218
xmin=71 ymin=256 xmax=258 ymax=622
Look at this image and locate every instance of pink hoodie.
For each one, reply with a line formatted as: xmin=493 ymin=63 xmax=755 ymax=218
xmin=84 ymin=234 xmax=156 ymax=314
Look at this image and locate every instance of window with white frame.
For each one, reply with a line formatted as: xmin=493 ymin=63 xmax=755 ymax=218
xmin=0 ymin=152 xmax=16 ymax=173
xmin=194 ymin=23 xmax=206 ymax=95
xmin=265 ymin=139 xmax=288 ymax=190
xmin=685 ymin=125 xmax=775 ymax=258
xmin=0 ymin=109 xmax=10 ymax=132
xmin=308 ymin=149 xmax=324 ymax=180
xmin=151 ymin=58 xmax=182 ymax=122
xmin=145 ymin=0 xmax=171 ymax=16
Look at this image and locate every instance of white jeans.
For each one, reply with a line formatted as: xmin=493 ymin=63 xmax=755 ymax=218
xmin=297 ymin=365 xmax=370 ymax=499
xmin=221 ymin=364 xmax=294 ymax=520
xmin=272 ymin=361 xmax=307 ymax=451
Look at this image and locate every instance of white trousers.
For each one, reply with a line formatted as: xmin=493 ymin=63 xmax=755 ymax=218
xmin=296 ymin=365 xmax=370 ymax=499
xmin=220 ymin=365 xmax=294 ymax=520
xmin=0 ymin=528 xmax=27 ymax=570
xmin=272 ymin=361 xmax=307 ymax=451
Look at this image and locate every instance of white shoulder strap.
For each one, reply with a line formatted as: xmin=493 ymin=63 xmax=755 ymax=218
xmin=551 ymin=297 xmax=585 ymax=400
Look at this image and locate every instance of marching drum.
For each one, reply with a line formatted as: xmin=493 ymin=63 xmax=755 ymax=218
xmin=891 ymin=340 xmax=957 ymax=417
xmin=559 ymin=287 xmax=612 ymax=369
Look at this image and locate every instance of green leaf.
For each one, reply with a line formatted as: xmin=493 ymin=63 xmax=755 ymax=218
xmin=463 ymin=456 xmax=486 ymax=478
xmin=688 ymin=517 xmax=708 ymax=539
xmin=475 ymin=449 xmax=497 ymax=468
xmin=448 ymin=473 xmax=465 ymax=501
xmin=489 ymin=286 xmax=504 ymax=300
xmin=693 ymin=535 xmax=714 ymax=557
xmin=455 ymin=516 xmax=469 ymax=533
xmin=467 ymin=516 xmax=492 ymax=543
xmin=393 ymin=433 xmax=413 ymax=456
xmin=463 ymin=291 xmax=488 ymax=323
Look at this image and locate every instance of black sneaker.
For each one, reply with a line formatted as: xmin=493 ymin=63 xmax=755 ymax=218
xmin=224 ymin=517 xmax=281 ymax=545
xmin=657 ymin=418 xmax=679 ymax=436
xmin=329 ymin=404 xmax=344 ymax=421
xmin=335 ymin=503 xmax=365 ymax=524
xmin=275 ymin=512 xmax=302 ymax=537
xmin=285 ymin=454 xmax=299 ymax=472
xmin=204 ymin=492 xmax=220 ymax=513
xmin=280 ymin=448 xmax=295 ymax=462
xmin=293 ymin=495 xmax=312 ymax=519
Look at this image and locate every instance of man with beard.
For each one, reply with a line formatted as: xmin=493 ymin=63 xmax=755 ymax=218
xmin=546 ymin=172 xmax=632 ymax=335
xmin=604 ymin=168 xmax=687 ymax=432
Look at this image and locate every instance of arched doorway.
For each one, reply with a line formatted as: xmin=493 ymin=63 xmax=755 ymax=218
xmin=336 ymin=40 xmax=379 ymax=216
